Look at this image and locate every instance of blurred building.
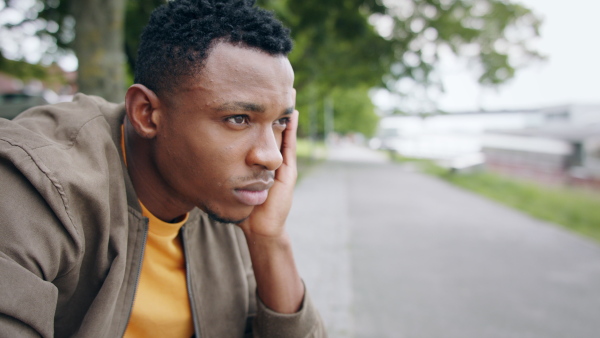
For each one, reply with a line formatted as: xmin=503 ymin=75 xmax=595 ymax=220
xmin=373 ymin=104 xmax=600 ymax=187
xmin=483 ymin=123 xmax=600 ymax=188
xmin=372 ymin=108 xmax=542 ymax=160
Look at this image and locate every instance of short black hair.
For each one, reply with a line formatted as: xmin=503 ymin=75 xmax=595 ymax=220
xmin=135 ymin=0 xmax=293 ymax=94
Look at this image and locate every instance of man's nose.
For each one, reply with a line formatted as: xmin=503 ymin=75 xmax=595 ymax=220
xmin=246 ymin=127 xmax=283 ymax=171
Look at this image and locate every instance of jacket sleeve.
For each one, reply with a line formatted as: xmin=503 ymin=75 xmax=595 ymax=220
xmin=0 ymin=158 xmax=77 ymax=338
xmin=0 ymin=254 xmax=58 ymax=337
xmin=252 ymin=285 xmax=328 ymax=338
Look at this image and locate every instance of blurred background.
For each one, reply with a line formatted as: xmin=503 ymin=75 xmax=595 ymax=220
xmin=1 ymin=0 xmax=599 ymax=337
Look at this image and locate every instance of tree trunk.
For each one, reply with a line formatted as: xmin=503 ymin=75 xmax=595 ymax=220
xmin=71 ymin=0 xmax=126 ymax=103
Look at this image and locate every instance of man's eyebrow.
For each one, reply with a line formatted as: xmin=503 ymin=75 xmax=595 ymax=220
xmin=216 ymin=102 xmax=295 ymax=116
xmin=216 ymin=102 xmax=265 ymax=113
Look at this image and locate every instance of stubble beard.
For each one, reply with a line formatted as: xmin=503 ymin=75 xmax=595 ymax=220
xmin=203 ymin=203 xmax=249 ymax=225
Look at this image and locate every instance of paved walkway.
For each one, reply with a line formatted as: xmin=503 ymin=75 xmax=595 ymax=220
xmin=287 ymin=144 xmax=600 ymax=338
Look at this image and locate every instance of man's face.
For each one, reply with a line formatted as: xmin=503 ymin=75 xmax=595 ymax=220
xmin=152 ymin=42 xmax=296 ymax=223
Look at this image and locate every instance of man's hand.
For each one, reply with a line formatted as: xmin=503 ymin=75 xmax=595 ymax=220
xmin=239 ymin=109 xmax=299 ymax=238
xmin=238 ymin=110 xmax=304 ymax=314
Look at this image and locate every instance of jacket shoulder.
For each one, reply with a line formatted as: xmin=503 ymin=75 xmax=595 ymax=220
xmin=0 ymin=93 xmax=124 ymax=150
xmin=0 ymin=93 xmax=128 ymax=248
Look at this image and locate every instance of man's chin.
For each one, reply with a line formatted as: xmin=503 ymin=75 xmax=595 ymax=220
xmin=198 ymin=202 xmax=253 ymax=224
xmin=206 ymin=211 xmax=249 ymax=225
xmin=208 ymin=213 xmax=250 ymax=224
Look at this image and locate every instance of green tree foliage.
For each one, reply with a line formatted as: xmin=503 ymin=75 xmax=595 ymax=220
xmin=257 ymin=0 xmax=393 ymax=137
xmin=1 ymin=0 xmax=542 ymax=135
xmin=294 ymin=84 xmax=380 ymax=138
xmin=123 ymin=0 xmax=166 ymax=79
xmin=259 ymin=0 xmax=393 ymax=92
xmin=331 ymin=86 xmax=379 ymax=137
xmin=258 ymin=0 xmax=543 ymax=136
xmin=1 ymin=0 xmax=126 ymax=102
xmin=0 ymin=0 xmax=165 ymax=93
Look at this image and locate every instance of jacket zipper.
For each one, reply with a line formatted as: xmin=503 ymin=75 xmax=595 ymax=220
xmin=181 ymin=226 xmax=202 ymax=338
xmin=121 ymin=219 xmax=149 ymax=337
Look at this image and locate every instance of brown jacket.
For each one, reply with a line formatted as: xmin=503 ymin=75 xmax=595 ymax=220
xmin=0 ymin=94 xmax=325 ymax=337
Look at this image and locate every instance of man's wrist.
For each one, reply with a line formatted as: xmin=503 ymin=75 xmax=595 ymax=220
xmin=244 ymin=227 xmax=291 ymax=248
xmin=243 ymin=229 xmax=304 ymax=314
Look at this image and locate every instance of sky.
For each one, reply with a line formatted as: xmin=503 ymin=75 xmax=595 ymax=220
xmin=434 ymin=0 xmax=600 ymax=112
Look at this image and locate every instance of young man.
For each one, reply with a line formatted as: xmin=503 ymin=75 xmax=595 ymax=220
xmin=0 ymin=0 xmax=326 ymax=336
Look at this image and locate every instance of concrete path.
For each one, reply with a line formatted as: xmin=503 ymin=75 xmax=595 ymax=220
xmin=287 ymin=144 xmax=600 ymax=338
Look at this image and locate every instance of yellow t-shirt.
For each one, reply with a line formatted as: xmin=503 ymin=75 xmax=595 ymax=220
xmin=121 ymin=126 xmax=194 ymax=337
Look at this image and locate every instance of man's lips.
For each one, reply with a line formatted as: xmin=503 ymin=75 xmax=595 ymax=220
xmin=233 ymin=180 xmax=274 ymax=206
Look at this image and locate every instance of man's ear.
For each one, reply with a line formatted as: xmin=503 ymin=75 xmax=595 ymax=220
xmin=125 ymin=84 xmax=162 ymax=139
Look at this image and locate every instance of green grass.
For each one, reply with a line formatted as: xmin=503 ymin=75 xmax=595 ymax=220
xmin=394 ymin=155 xmax=600 ymax=242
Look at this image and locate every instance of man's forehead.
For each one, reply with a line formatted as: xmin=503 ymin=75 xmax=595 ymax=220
xmin=171 ymin=43 xmax=294 ymax=95
xmin=203 ymin=42 xmax=293 ymax=80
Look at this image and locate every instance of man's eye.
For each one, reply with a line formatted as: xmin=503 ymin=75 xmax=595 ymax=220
xmin=226 ymin=115 xmax=249 ymax=125
xmin=274 ymin=117 xmax=289 ymax=128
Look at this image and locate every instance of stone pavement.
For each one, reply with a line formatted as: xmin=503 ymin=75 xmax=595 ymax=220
xmin=286 ymin=143 xmax=600 ymax=338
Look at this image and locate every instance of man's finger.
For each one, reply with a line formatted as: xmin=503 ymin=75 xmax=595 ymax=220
xmin=281 ymin=110 xmax=298 ymax=169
